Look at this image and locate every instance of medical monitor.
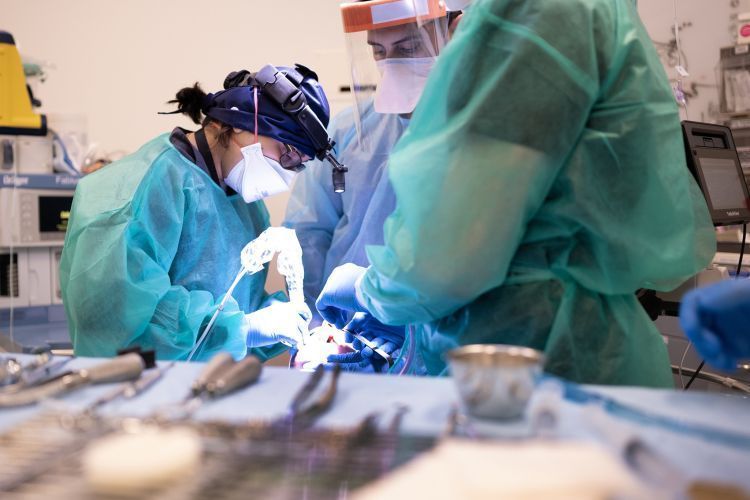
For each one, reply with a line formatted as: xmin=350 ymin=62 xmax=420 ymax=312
xmin=682 ymin=121 xmax=750 ymax=225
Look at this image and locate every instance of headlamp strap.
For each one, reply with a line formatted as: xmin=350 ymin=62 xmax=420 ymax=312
xmin=195 ymin=128 xmax=222 ymax=187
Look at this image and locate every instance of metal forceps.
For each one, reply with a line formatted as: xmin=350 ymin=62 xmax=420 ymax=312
xmin=278 ymin=364 xmax=342 ymax=432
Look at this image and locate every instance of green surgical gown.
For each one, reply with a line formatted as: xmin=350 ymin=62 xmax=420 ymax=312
xmin=358 ymin=0 xmax=716 ymax=386
xmin=60 ymin=133 xmax=286 ymax=361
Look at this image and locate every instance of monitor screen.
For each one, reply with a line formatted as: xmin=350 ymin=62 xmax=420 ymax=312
xmin=38 ymin=196 xmax=73 ymax=233
xmin=699 ymin=156 xmax=748 ymax=210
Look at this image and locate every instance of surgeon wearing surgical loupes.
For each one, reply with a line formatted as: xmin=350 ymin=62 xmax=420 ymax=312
xmin=284 ymin=0 xmax=462 ymax=372
xmin=61 ymin=65 xmax=333 ymax=362
xmin=316 ymin=0 xmax=716 ymax=386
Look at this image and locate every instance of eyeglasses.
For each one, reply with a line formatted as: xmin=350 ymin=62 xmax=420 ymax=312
xmin=280 ymin=144 xmax=307 ymax=172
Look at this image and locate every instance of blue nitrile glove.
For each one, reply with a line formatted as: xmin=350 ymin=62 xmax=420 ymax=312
xmin=679 ymin=278 xmax=750 ymax=371
xmin=326 ymin=313 xmax=405 ymax=373
xmin=315 ymin=263 xmax=368 ymax=328
xmin=324 ymin=333 xmax=376 ymax=373
xmin=244 ymin=301 xmax=312 ymax=348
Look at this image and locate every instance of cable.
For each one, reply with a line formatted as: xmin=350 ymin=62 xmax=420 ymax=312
xmin=671 ymin=364 xmax=750 ymax=394
xmin=685 ymin=224 xmax=746 ymax=390
xmin=678 ymin=342 xmax=691 ymax=389
xmin=736 ymin=223 xmax=747 ymax=277
xmin=672 ymin=0 xmax=690 ymax=120
xmin=684 ymin=360 xmax=704 ymax=390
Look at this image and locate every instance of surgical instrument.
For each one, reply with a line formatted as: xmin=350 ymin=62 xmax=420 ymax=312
xmin=190 ymin=352 xmax=235 ymax=396
xmin=1 ymin=351 xmax=54 ymax=388
xmin=345 ymin=329 xmax=394 ymax=368
xmin=187 ymin=227 xmax=308 ymax=361
xmin=0 ymin=357 xmax=22 ymax=386
xmin=0 ymin=356 xmax=72 ymax=394
xmin=0 ymin=353 xmax=145 ymax=408
xmin=284 ymin=364 xmax=341 ymax=430
xmin=82 ymin=363 xmax=173 ymax=416
xmin=226 ymin=364 xmax=343 ymax=440
xmin=158 ymin=354 xmax=263 ymax=420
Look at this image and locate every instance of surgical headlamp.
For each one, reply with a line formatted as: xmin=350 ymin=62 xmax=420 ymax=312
xmin=224 ymin=65 xmax=348 ymax=193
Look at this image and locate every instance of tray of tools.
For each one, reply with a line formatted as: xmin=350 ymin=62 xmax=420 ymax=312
xmin=0 ymin=354 xmax=436 ymax=499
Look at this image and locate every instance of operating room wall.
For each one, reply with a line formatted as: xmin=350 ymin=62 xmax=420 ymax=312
xmin=3 ymin=0 xmax=748 ymax=295
xmin=638 ymin=0 xmax=750 ymax=123
xmin=3 ymin=0 xmax=353 ymax=293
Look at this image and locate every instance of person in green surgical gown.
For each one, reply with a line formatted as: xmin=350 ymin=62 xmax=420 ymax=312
xmin=315 ymin=0 xmax=716 ymax=386
xmin=61 ymin=65 xmax=331 ymax=362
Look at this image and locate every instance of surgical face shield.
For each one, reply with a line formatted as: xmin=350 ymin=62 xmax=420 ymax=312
xmin=341 ymin=0 xmax=448 ymax=149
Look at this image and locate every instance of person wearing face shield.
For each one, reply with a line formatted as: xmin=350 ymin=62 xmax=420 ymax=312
xmin=316 ymin=0 xmax=716 ymax=386
xmin=284 ymin=0 xmax=458 ymax=373
xmin=60 ymin=64 xmax=331 ymax=361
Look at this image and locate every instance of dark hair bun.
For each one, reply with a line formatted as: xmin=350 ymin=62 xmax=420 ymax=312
xmin=167 ymin=83 xmax=206 ymax=124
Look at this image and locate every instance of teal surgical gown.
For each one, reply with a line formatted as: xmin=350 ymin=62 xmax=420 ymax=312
xmin=60 ymin=133 xmax=286 ymax=361
xmin=357 ymin=0 xmax=716 ymax=386
xmin=284 ymin=105 xmax=408 ymax=324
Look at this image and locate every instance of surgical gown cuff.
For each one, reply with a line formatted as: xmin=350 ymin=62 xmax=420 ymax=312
xmin=354 ymin=272 xmax=370 ymax=315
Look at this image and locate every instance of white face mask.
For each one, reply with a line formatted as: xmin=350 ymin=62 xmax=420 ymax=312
xmin=224 ymin=142 xmax=296 ymax=203
xmin=374 ymin=57 xmax=435 ymax=114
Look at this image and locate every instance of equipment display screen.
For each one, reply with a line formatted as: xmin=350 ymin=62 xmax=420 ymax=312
xmin=38 ymin=196 xmax=73 ymax=233
xmin=700 ymin=156 xmax=748 ymax=210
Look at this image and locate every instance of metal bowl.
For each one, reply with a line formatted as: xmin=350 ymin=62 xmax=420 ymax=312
xmin=446 ymin=344 xmax=545 ymax=420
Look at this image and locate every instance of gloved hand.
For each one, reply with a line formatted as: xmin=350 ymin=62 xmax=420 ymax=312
xmin=244 ymin=301 xmax=312 ymax=348
xmin=326 ymin=313 xmax=405 ymax=373
xmin=315 ymin=263 xmax=368 ymax=329
xmin=679 ymin=278 xmax=750 ymax=371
